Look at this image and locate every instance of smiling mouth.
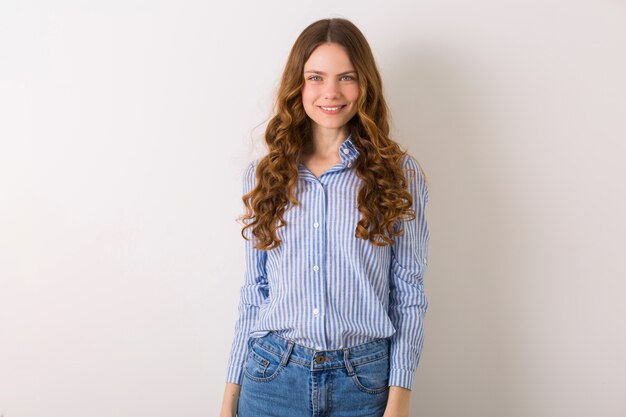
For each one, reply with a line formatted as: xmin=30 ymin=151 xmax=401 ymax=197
xmin=318 ymin=105 xmax=346 ymax=113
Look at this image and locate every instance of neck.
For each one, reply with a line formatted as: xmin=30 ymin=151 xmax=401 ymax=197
xmin=305 ymin=126 xmax=350 ymax=158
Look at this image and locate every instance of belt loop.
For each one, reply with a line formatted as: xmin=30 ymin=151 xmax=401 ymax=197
xmin=343 ymin=348 xmax=355 ymax=376
xmin=280 ymin=340 xmax=295 ymax=366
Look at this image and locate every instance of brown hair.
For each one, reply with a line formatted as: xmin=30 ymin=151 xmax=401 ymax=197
xmin=239 ymin=17 xmax=421 ymax=250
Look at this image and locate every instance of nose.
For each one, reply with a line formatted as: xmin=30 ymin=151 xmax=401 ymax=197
xmin=324 ymin=79 xmax=340 ymax=99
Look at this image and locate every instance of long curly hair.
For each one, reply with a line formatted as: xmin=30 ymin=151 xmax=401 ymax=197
xmin=239 ymin=17 xmax=422 ymax=251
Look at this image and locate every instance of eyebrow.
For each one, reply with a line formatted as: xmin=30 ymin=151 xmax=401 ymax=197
xmin=304 ymin=70 xmax=357 ymax=76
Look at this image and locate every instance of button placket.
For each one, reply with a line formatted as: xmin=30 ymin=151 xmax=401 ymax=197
xmin=311 ymin=182 xmax=321 ymax=275
xmin=312 ymin=179 xmax=327 ymax=350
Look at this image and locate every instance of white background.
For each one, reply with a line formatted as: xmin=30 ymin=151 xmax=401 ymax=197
xmin=1 ymin=1 xmax=625 ymax=416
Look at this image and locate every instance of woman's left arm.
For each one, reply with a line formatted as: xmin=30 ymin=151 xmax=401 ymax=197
xmin=386 ymin=155 xmax=430 ymax=404
xmin=383 ymin=385 xmax=412 ymax=417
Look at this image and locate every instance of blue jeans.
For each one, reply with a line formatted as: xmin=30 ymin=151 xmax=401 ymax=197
xmin=237 ymin=331 xmax=390 ymax=417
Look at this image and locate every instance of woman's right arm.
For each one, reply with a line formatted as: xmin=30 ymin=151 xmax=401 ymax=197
xmin=221 ymin=160 xmax=268 ymax=415
xmin=219 ymin=383 xmax=242 ymax=417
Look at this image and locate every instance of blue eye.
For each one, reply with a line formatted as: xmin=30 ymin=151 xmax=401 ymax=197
xmin=308 ymin=75 xmax=322 ymax=81
xmin=341 ymin=75 xmax=355 ymax=81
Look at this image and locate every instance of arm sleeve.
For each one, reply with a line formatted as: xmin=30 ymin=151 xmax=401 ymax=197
xmin=225 ymin=160 xmax=269 ymax=385
xmin=388 ymin=154 xmax=430 ymax=390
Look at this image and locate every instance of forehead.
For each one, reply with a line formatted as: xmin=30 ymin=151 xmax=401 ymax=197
xmin=304 ymin=43 xmax=354 ymax=71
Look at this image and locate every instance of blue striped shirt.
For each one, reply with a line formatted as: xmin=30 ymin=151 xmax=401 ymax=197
xmin=225 ymin=134 xmax=430 ymax=390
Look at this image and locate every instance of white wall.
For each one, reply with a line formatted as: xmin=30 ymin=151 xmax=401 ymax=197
xmin=1 ymin=1 xmax=625 ymax=416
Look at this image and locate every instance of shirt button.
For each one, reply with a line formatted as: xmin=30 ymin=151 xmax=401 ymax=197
xmin=313 ymin=222 xmax=319 ymax=228
xmin=343 ymin=148 xmax=350 ymax=155
xmin=313 ymin=308 xmax=319 ymax=315
xmin=347 ymin=162 xmax=352 ymax=168
xmin=313 ymin=265 xmax=319 ymax=272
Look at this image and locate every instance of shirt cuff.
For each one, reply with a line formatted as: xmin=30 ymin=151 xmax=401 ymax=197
xmin=389 ymin=367 xmax=414 ymax=390
xmin=225 ymin=365 xmax=244 ymax=386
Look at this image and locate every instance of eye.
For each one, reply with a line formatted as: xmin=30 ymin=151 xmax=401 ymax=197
xmin=308 ymin=75 xmax=322 ymax=81
xmin=341 ymin=75 xmax=355 ymax=81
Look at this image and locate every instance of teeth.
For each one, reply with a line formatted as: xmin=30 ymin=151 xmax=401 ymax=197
xmin=321 ymin=106 xmax=342 ymax=111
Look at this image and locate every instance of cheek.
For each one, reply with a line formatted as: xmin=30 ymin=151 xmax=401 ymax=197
xmin=301 ymin=84 xmax=317 ymax=104
xmin=346 ymin=85 xmax=360 ymax=102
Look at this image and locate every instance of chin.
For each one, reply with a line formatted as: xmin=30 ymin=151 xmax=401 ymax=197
xmin=318 ymin=123 xmax=348 ymax=130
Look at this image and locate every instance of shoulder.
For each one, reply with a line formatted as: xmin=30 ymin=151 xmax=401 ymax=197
xmin=400 ymin=153 xmax=425 ymax=179
xmin=242 ymin=157 xmax=266 ymax=192
xmin=244 ymin=157 xmax=263 ymax=176
xmin=399 ymin=153 xmax=429 ymax=200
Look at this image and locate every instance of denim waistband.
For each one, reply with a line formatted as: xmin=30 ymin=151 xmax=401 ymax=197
xmin=252 ymin=331 xmax=390 ymax=371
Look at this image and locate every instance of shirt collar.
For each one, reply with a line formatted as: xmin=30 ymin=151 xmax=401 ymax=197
xmin=339 ymin=133 xmax=360 ymax=165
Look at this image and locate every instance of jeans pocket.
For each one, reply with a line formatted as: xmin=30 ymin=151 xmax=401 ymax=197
xmin=243 ymin=341 xmax=285 ymax=382
xmin=350 ymin=354 xmax=390 ymax=394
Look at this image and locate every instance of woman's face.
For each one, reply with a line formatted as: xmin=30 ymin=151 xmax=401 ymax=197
xmin=301 ymin=42 xmax=359 ymax=138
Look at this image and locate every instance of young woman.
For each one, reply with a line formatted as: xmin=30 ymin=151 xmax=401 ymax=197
xmin=220 ymin=17 xmax=430 ymax=417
